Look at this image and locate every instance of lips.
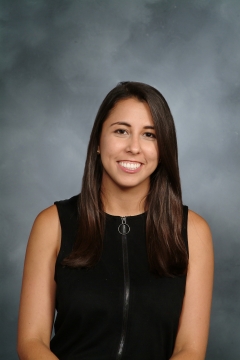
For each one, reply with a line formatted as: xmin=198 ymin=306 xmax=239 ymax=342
xmin=117 ymin=161 xmax=143 ymax=174
xmin=118 ymin=161 xmax=141 ymax=170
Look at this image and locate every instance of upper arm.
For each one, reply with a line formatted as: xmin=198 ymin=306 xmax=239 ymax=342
xmin=172 ymin=210 xmax=214 ymax=359
xmin=18 ymin=205 xmax=61 ymax=348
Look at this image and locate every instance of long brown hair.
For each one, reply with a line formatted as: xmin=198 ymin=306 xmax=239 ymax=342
xmin=63 ymin=81 xmax=188 ymax=276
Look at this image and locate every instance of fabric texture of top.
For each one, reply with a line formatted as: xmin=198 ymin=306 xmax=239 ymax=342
xmin=50 ymin=195 xmax=188 ymax=360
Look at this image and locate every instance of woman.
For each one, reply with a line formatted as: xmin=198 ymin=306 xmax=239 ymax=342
xmin=17 ymin=82 xmax=214 ymax=359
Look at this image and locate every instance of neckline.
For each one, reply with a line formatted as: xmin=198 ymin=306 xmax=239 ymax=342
xmin=105 ymin=212 xmax=147 ymax=219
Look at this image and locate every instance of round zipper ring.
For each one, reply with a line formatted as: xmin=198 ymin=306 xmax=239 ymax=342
xmin=118 ymin=223 xmax=130 ymax=235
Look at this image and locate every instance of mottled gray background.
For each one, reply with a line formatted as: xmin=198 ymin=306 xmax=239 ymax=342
xmin=1 ymin=0 xmax=239 ymax=358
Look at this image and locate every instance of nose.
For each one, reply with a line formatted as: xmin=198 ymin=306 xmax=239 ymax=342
xmin=126 ymin=134 xmax=141 ymax=154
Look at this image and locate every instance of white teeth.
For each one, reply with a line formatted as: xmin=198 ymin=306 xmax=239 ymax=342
xmin=119 ymin=161 xmax=141 ymax=170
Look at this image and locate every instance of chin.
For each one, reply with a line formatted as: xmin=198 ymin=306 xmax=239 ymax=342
xmin=116 ymin=180 xmax=148 ymax=190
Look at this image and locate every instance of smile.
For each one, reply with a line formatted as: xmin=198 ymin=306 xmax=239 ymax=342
xmin=118 ymin=161 xmax=142 ymax=170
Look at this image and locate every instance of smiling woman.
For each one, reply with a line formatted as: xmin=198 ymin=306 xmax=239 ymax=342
xmin=17 ymin=82 xmax=214 ymax=360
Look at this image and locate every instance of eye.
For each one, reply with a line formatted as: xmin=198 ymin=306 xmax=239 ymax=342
xmin=144 ymin=132 xmax=156 ymax=139
xmin=114 ymin=128 xmax=128 ymax=135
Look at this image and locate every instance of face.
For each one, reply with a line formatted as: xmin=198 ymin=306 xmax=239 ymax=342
xmin=99 ymin=98 xmax=159 ymax=193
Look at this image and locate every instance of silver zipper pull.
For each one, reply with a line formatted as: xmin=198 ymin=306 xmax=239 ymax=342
xmin=118 ymin=217 xmax=130 ymax=235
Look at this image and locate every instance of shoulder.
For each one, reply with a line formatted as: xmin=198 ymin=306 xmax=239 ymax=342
xmin=33 ymin=205 xmax=60 ymax=234
xmin=28 ymin=204 xmax=61 ymax=257
xmin=30 ymin=195 xmax=79 ymax=258
xmin=188 ymin=209 xmax=210 ymax=230
xmin=187 ymin=210 xmax=212 ymax=244
xmin=187 ymin=209 xmax=214 ymax=267
xmin=35 ymin=204 xmax=59 ymax=223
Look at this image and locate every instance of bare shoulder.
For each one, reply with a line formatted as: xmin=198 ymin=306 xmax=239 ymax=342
xmin=188 ymin=209 xmax=211 ymax=234
xmin=187 ymin=209 xmax=214 ymax=281
xmin=186 ymin=209 xmax=214 ymax=308
xmin=34 ymin=204 xmax=59 ymax=229
xmin=187 ymin=209 xmax=213 ymax=255
xmin=27 ymin=204 xmax=61 ymax=256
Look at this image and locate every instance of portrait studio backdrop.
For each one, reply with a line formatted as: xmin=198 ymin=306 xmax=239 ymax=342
xmin=1 ymin=1 xmax=240 ymax=359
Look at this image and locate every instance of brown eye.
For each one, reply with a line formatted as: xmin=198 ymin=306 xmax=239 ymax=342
xmin=144 ymin=132 xmax=156 ymax=138
xmin=115 ymin=129 xmax=128 ymax=135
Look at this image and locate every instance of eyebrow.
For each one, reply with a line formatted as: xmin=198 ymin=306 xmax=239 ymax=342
xmin=110 ymin=121 xmax=155 ymax=130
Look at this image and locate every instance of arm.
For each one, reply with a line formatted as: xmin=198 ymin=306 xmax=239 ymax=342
xmin=170 ymin=210 xmax=214 ymax=360
xmin=17 ymin=205 xmax=60 ymax=360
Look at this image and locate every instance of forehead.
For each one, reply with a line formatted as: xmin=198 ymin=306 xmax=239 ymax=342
xmin=105 ymin=98 xmax=154 ymax=124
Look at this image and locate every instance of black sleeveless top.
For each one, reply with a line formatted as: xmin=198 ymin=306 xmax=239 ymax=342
xmin=50 ymin=195 xmax=188 ymax=360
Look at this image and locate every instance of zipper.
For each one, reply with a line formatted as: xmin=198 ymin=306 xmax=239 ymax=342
xmin=116 ymin=217 xmax=130 ymax=360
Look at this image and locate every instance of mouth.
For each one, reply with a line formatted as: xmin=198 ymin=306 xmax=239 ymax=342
xmin=118 ymin=161 xmax=142 ymax=171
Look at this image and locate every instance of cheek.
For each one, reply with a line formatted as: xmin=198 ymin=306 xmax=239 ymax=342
xmin=146 ymin=145 xmax=159 ymax=163
xmin=100 ymin=136 xmax=123 ymax=156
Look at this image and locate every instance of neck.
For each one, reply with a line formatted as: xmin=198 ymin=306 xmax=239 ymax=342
xmin=101 ymin=183 xmax=149 ymax=217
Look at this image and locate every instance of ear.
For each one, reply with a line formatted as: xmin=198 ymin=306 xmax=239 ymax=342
xmin=97 ymin=146 xmax=100 ymax=154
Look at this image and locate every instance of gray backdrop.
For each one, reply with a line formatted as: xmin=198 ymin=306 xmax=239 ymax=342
xmin=1 ymin=0 xmax=240 ymax=359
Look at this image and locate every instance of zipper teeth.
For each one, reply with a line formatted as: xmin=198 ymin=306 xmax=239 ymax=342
xmin=116 ymin=230 xmax=130 ymax=359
